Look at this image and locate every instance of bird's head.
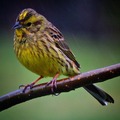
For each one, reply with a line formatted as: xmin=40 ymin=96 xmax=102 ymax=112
xmin=13 ymin=8 xmax=47 ymax=32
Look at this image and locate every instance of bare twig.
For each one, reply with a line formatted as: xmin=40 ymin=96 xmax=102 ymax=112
xmin=0 ymin=63 xmax=120 ymax=111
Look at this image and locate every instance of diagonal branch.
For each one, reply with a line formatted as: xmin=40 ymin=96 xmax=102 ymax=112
xmin=0 ymin=63 xmax=120 ymax=112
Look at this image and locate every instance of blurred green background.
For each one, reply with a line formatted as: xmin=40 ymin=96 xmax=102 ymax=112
xmin=0 ymin=0 xmax=120 ymax=120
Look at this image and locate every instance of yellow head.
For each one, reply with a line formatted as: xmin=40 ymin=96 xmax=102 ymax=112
xmin=13 ymin=8 xmax=47 ymax=32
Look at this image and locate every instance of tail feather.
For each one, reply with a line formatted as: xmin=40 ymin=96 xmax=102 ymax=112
xmin=84 ymin=84 xmax=114 ymax=106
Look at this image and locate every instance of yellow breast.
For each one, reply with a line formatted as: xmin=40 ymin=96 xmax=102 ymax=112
xmin=15 ymin=42 xmax=61 ymax=77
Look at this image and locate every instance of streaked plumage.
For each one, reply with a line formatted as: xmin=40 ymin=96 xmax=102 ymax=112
xmin=13 ymin=8 xmax=114 ymax=105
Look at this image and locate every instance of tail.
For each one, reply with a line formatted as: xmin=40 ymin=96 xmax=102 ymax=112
xmin=83 ymin=84 xmax=114 ymax=106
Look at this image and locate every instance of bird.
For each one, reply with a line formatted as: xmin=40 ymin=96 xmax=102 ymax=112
xmin=13 ymin=8 xmax=114 ymax=105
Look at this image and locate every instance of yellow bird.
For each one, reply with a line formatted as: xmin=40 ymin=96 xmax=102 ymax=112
xmin=13 ymin=8 xmax=114 ymax=105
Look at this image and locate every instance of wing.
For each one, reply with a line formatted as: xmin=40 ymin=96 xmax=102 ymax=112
xmin=47 ymin=23 xmax=80 ymax=68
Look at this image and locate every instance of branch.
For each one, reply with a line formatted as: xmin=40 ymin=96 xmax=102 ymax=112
xmin=0 ymin=63 xmax=120 ymax=111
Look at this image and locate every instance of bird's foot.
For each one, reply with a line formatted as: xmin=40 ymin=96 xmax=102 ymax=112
xmin=19 ymin=76 xmax=43 ymax=93
xmin=46 ymin=73 xmax=60 ymax=96
xmin=19 ymin=83 xmax=34 ymax=93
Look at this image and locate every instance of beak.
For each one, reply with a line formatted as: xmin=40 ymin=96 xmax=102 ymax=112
xmin=12 ymin=21 xmax=22 ymax=29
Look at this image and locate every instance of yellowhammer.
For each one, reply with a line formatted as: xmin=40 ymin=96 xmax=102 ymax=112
xmin=13 ymin=8 xmax=114 ymax=105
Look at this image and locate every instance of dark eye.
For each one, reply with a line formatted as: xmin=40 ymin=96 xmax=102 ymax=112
xmin=26 ymin=22 xmax=32 ymax=27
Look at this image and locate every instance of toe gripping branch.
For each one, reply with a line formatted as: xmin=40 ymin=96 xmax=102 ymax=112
xmin=46 ymin=73 xmax=60 ymax=95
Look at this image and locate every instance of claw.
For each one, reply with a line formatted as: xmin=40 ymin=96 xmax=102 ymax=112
xmin=46 ymin=73 xmax=60 ymax=95
xmin=23 ymin=84 xmax=33 ymax=93
xmin=19 ymin=84 xmax=25 ymax=89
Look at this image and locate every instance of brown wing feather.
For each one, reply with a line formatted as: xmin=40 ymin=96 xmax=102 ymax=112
xmin=47 ymin=23 xmax=80 ymax=68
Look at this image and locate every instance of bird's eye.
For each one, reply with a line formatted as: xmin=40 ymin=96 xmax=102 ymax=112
xmin=26 ymin=22 xmax=32 ymax=27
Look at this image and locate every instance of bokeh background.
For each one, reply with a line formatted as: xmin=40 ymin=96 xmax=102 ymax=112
xmin=0 ymin=0 xmax=120 ymax=120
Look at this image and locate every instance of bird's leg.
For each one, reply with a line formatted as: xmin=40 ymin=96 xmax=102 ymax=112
xmin=46 ymin=73 xmax=60 ymax=95
xmin=19 ymin=76 xmax=43 ymax=93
